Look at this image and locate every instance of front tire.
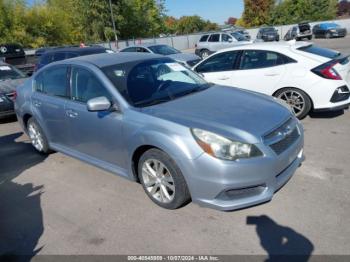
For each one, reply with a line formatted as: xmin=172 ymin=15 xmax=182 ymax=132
xmin=27 ymin=118 xmax=51 ymax=154
xmin=275 ymin=88 xmax=312 ymax=119
xmin=325 ymin=32 xmax=331 ymax=39
xmin=138 ymin=148 xmax=191 ymax=209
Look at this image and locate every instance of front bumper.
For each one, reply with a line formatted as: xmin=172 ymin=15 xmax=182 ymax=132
xmin=177 ymin=123 xmax=304 ymax=211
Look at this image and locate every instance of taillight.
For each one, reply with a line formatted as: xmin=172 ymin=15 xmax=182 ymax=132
xmin=311 ymin=61 xmax=342 ymax=80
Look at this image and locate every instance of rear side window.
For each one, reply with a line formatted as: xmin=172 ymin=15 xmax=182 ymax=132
xmin=298 ymin=45 xmax=340 ymax=59
xmin=239 ymin=50 xmax=292 ymax=70
xmin=208 ymin=34 xmax=220 ymax=42
xmin=196 ymin=51 xmax=239 ymax=73
xmin=39 ymin=54 xmax=53 ymax=65
xmin=199 ymin=35 xmax=209 ymax=42
xmin=34 ymin=66 xmax=69 ymax=98
xmin=71 ymin=67 xmax=112 ymax=103
xmin=53 ymin=52 xmax=66 ymax=62
xmin=121 ymin=47 xmax=137 ymax=52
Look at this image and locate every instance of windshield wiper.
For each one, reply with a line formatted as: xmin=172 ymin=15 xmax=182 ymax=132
xmin=135 ymin=97 xmax=172 ymax=107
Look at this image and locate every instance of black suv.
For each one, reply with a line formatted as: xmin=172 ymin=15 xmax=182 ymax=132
xmin=36 ymin=46 xmax=112 ymax=71
xmin=256 ymin=27 xmax=280 ymax=42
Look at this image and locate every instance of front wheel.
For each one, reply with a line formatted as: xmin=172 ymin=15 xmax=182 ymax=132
xmin=325 ymin=32 xmax=331 ymax=39
xmin=27 ymin=118 xmax=51 ymax=154
xmin=138 ymin=148 xmax=191 ymax=209
xmin=275 ymin=88 xmax=312 ymax=119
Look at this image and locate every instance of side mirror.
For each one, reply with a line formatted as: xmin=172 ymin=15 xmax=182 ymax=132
xmin=87 ymin=96 xmax=112 ymax=112
xmin=228 ymin=38 xmax=233 ymax=43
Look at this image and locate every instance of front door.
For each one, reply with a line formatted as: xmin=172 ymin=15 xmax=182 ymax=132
xmin=64 ymin=66 xmax=126 ymax=168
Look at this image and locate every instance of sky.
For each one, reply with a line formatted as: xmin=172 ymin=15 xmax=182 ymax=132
xmin=164 ymin=0 xmax=244 ymax=24
xmin=25 ymin=0 xmax=244 ymax=25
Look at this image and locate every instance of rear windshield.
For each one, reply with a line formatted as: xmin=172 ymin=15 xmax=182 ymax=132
xmin=297 ymin=45 xmax=341 ymax=59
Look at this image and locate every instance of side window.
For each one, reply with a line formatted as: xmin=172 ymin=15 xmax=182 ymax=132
xmin=40 ymin=54 xmax=53 ymax=65
xmin=196 ymin=51 xmax=238 ymax=73
xmin=208 ymin=34 xmax=220 ymax=42
xmin=199 ymin=35 xmax=209 ymax=42
xmin=121 ymin=47 xmax=137 ymax=52
xmin=34 ymin=66 xmax=68 ymax=98
xmin=136 ymin=47 xmax=150 ymax=53
xmin=65 ymin=52 xmax=78 ymax=59
xmin=52 ymin=52 xmax=66 ymax=62
xmin=71 ymin=67 xmax=112 ymax=103
xmin=221 ymin=34 xmax=232 ymax=42
xmin=239 ymin=50 xmax=290 ymax=70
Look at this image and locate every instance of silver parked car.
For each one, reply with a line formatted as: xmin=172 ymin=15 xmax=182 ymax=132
xmin=195 ymin=32 xmax=252 ymax=59
xmin=119 ymin=44 xmax=201 ymax=67
xmin=15 ymin=53 xmax=304 ymax=211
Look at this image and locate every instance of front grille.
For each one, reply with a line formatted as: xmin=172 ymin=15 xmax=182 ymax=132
xmin=270 ymin=128 xmax=299 ymax=155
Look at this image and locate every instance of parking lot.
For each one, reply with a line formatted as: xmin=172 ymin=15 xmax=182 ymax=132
xmin=1 ymin=36 xmax=350 ymax=258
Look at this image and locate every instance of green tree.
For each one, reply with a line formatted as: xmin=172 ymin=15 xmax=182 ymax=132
xmin=241 ymin=0 xmax=275 ymax=27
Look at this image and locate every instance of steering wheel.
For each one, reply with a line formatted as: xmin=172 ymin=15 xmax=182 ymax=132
xmin=157 ymin=80 xmax=172 ymax=92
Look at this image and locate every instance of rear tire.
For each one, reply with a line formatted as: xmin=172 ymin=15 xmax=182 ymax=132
xmin=138 ymin=148 xmax=191 ymax=209
xmin=275 ymin=88 xmax=312 ymax=120
xmin=27 ymin=118 xmax=51 ymax=154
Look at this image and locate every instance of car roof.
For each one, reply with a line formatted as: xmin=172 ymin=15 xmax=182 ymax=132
xmin=122 ymin=43 xmax=168 ymax=49
xmin=42 ymin=46 xmax=106 ymax=55
xmin=215 ymin=41 xmax=310 ymax=53
xmin=57 ymin=52 xmax=164 ymax=68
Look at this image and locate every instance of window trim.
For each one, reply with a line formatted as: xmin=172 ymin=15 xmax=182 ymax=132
xmin=33 ymin=64 xmax=70 ymax=99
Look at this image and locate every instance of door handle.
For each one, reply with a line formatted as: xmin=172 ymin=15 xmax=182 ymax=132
xmin=264 ymin=73 xmax=280 ymax=76
xmin=218 ymin=76 xmax=230 ymax=80
xmin=66 ymin=109 xmax=78 ymax=118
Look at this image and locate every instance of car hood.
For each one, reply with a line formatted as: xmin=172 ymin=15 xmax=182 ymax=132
xmin=141 ymin=86 xmax=291 ymax=143
xmin=0 ymin=78 xmax=27 ymax=94
xmin=167 ymin=53 xmax=201 ymax=62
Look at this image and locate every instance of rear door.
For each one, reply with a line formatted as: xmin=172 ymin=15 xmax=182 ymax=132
xmin=195 ymin=51 xmax=240 ymax=86
xmin=207 ymin=34 xmax=221 ymax=52
xmin=230 ymin=50 xmax=287 ymax=95
xmin=31 ymin=65 xmax=70 ymax=145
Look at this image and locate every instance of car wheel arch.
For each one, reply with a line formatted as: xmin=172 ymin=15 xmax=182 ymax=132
xmin=272 ymin=87 xmax=314 ymax=109
xmin=23 ymin=113 xmax=33 ymax=129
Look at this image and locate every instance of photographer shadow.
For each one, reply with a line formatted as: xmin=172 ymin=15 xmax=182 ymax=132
xmin=0 ymin=132 xmax=47 ymax=261
xmin=247 ymin=215 xmax=314 ymax=262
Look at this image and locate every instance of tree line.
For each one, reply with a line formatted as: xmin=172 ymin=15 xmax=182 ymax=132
xmin=237 ymin=0 xmax=339 ymax=27
xmin=0 ymin=0 xmax=219 ymax=48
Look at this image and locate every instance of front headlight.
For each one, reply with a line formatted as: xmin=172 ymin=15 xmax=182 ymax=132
xmin=191 ymin=128 xmax=262 ymax=161
xmin=330 ymin=29 xmax=336 ymax=32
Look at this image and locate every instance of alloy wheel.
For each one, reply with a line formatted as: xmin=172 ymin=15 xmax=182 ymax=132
xmin=28 ymin=123 xmax=44 ymax=152
xmin=277 ymin=90 xmax=305 ymax=117
xmin=142 ymin=159 xmax=175 ymax=203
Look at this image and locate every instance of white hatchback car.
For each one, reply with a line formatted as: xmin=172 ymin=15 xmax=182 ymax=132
xmin=193 ymin=41 xmax=350 ymax=119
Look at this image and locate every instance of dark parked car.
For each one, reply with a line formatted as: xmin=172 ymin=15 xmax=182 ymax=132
xmin=0 ymin=62 xmax=28 ymax=119
xmin=0 ymin=43 xmax=35 ymax=76
xmin=313 ymin=23 xmax=347 ymax=39
xmin=256 ymin=27 xmax=280 ymax=42
xmin=284 ymin=22 xmax=312 ymax=41
xmin=36 ymin=46 xmax=113 ymax=71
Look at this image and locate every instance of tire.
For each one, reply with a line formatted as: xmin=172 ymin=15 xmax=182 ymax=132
xmin=325 ymin=32 xmax=331 ymax=39
xmin=308 ymin=35 xmax=312 ymax=40
xmin=200 ymin=49 xmax=210 ymax=59
xmin=138 ymin=148 xmax=191 ymax=209
xmin=275 ymin=88 xmax=312 ymax=120
xmin=27 ymin=117 xmax=51 ymax=154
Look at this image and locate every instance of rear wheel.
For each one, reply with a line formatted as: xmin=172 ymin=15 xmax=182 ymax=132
xmin=200 ymin=49 xmax=210 ymax=59
xmin=275 ymin=88 xmax=312 ymax=119
xmin=27 ymin=118 xmax=51 ymax=154
xmin=138 ymin=148 xmax=191 ymax=209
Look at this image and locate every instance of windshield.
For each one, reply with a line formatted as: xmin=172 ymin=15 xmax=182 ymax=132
xmin=0 ymin=64 xmax=26 ymax=81
xmin=261 ymin=28 xmax=275 ymax=33
xmin=148 ymin=45 xmax=180 ymax=55
xmin=298 ymin=44 xmax=341 ymax=59
xmin=231 ymin=32 xmax=246 ymax=41
xmin=102 ymin=58 xmax=211 ymax=107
